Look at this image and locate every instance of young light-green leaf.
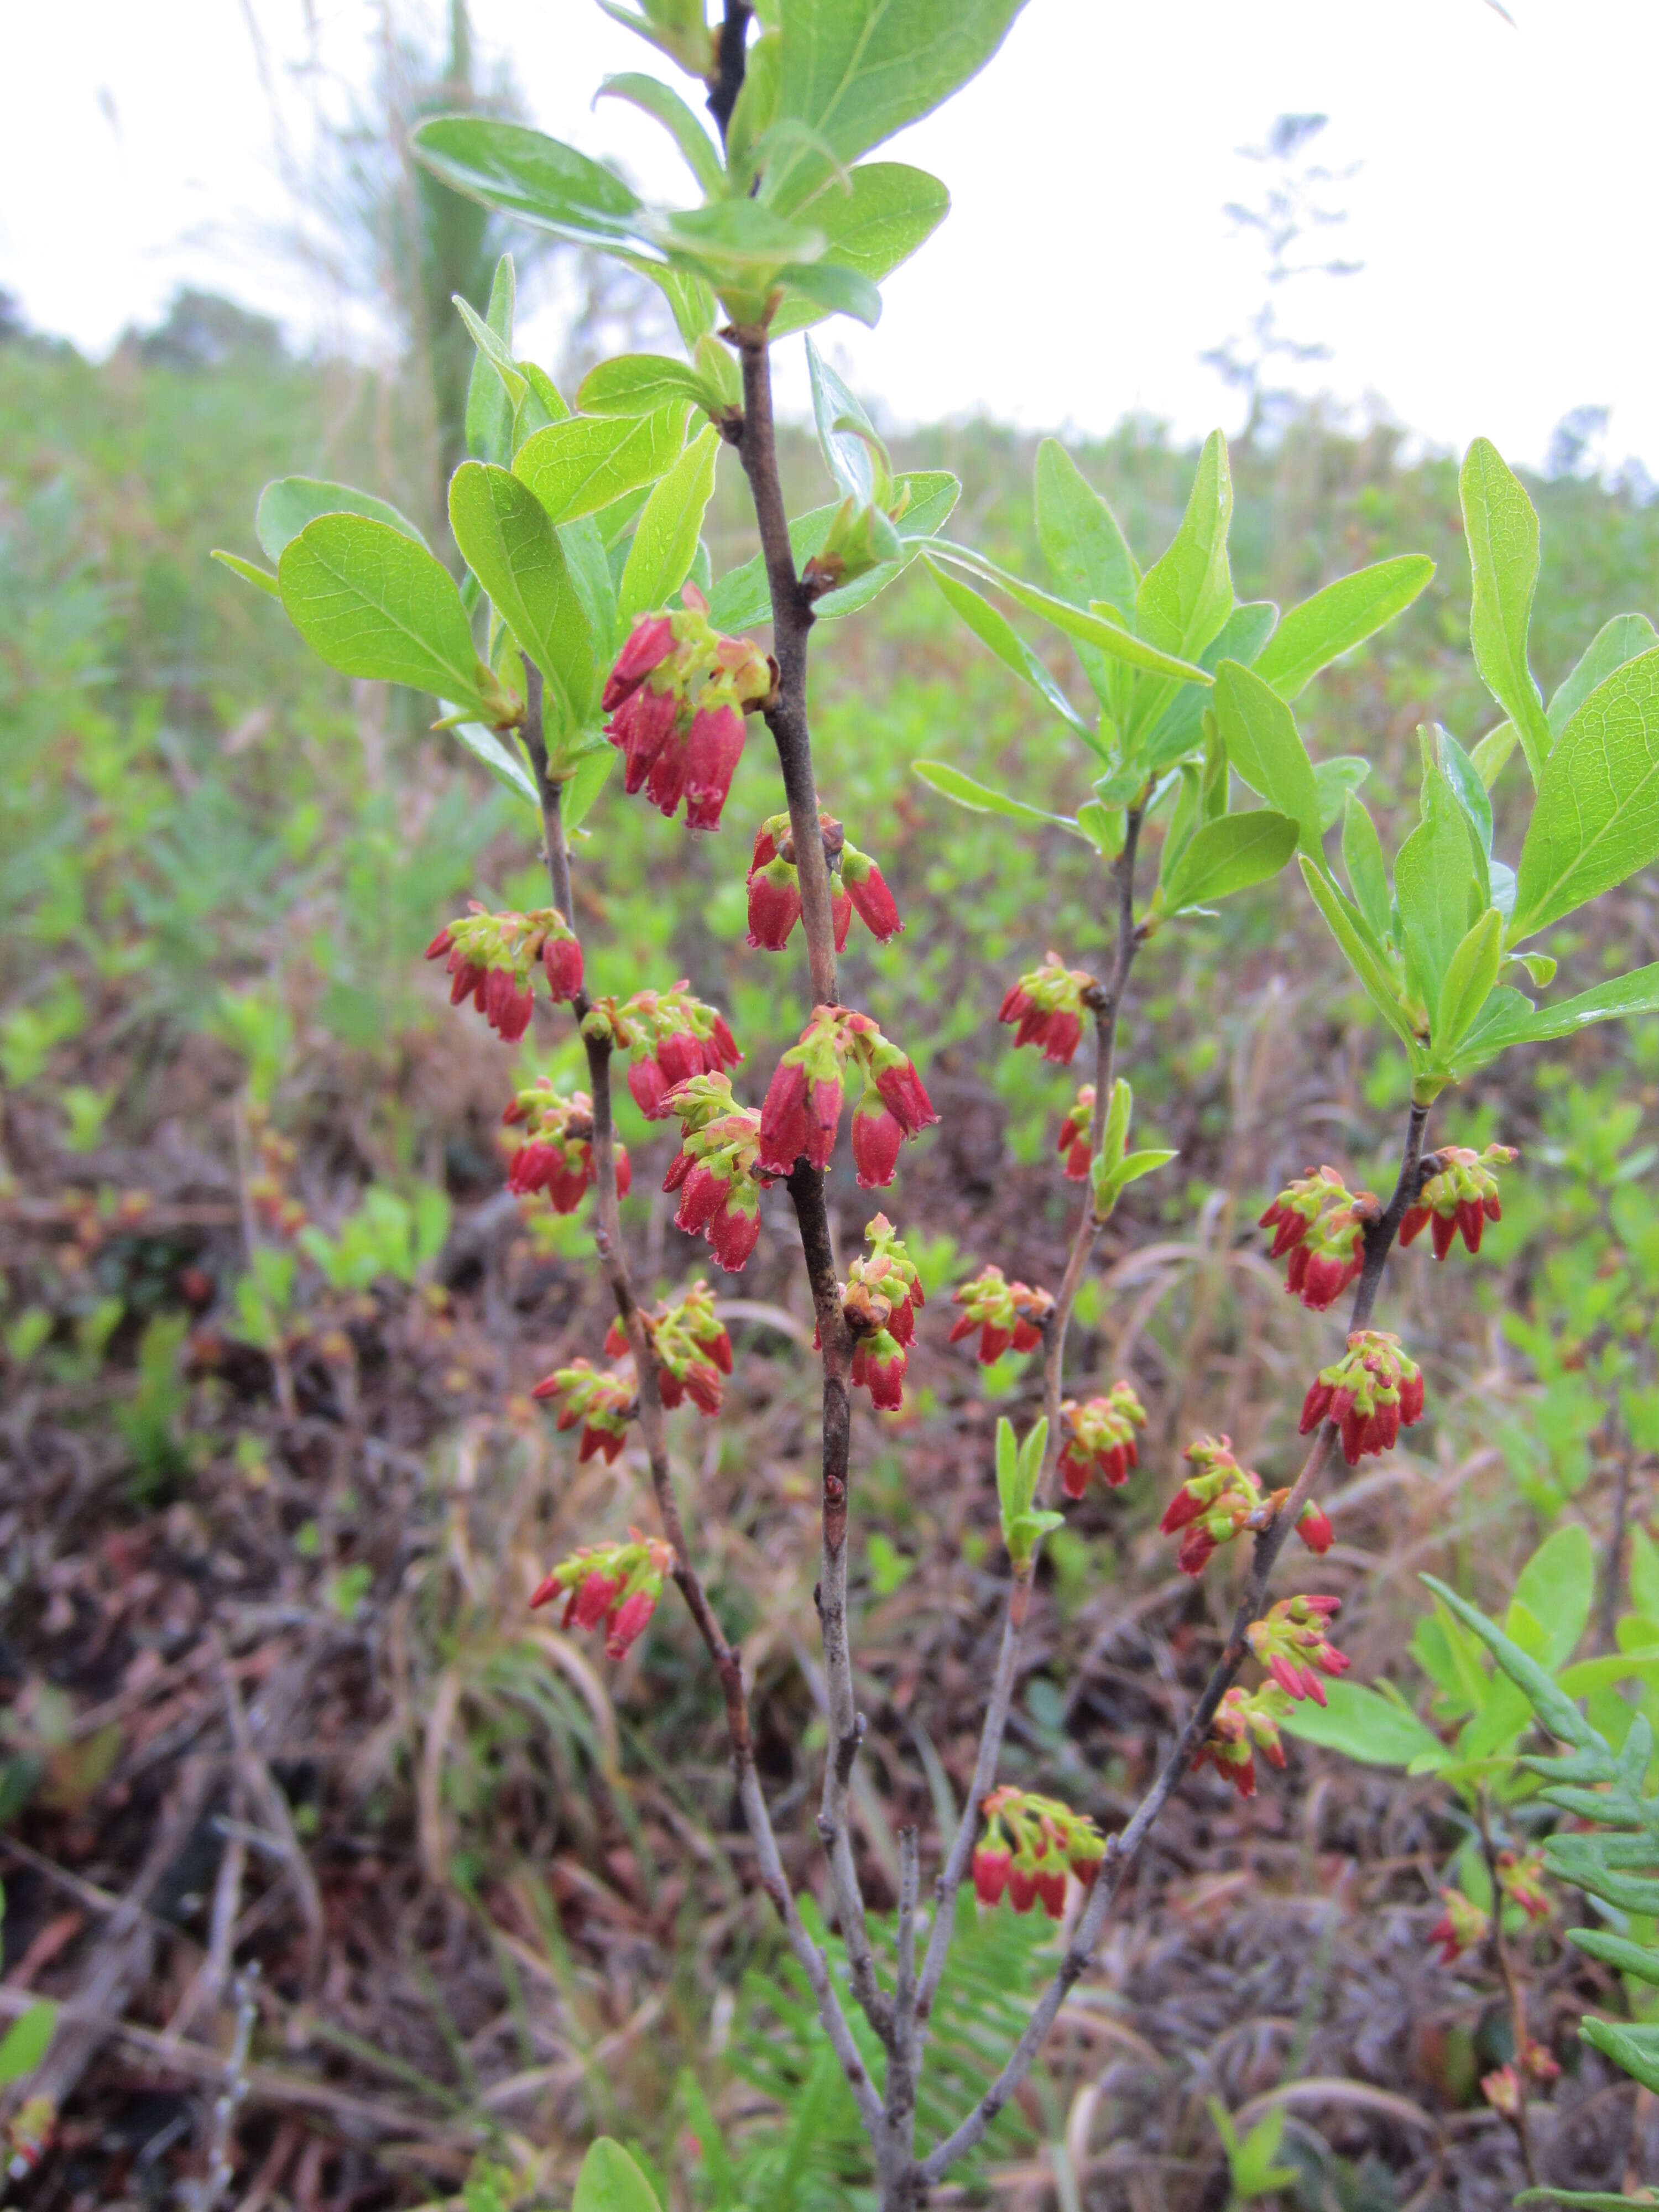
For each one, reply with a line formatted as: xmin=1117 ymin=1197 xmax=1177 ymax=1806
xmin=255 ymin=477 xmax=427 ymax=565
xmin=1032 ymin=437 xmax=1138 ymax=623
xmin=1161 ymin=810 xmax=1298 ymax=913
xmin=1433 ymin=906 xmax=1501 ymax=1052
xmin=597 ymin=72 xmax=726 ymax=197
xmin=1131 ymin=431 xmax=1233 ymax=735
xmin=1253 ymin=554 xmax=1434 ymax=701
xmin=572 ymin=2137 xmax=663 ymax=2212
xmin=1510 ymin=646 xmax=1659 ymax=942
xmin=1548 ymin=612 xmax=1659 ymax=737
xmin=1300 ymin=857 xmax=1422 ymax=1057
xmin=1212 ymin=661 xmax=1322 ymax=859
xmin=707 ymin=471 xmax=958 ymax=629
xmin=932 ymin=544 xmax=1214 ymax=686
xmin=211 ymin=549 xmax=280 ymax=598
xmin=1394 ymin=768 xmax=1478 ymax=1016
xmin=448 ymin=462 xmax=594 ymax=729
xmin=924 ymin=559 xmax=1092 ymax=737
xmin=1312 ymin=755 xmax=1370 ymax=834
xmin=0 ymin=1999 xmax=55 ymax=2085
xmin=577 ymin=353 xmax=725 ymax=421
xmin=769 ymin=163 xmax=951 ymax=338
xmin=445 ymin=717 xmax=540 ymax=815
xmin=911 ymin=759 xmax=1088 ymax=837
xmin=411 ymin=117 xmax=648 ymax=253
xmin=770 ymin=0 xmax=1027 ymax=200
xmin=1342 ymin=792 xmax=1392 ymax=943
xmin=618 ymin=424 xmax=721 ymax=625
xmin=1460 ymin=436 xmax=1552 ymax=784
xmin=514 ymin=409 xmax=689 ymax=525
xmin=806 ymin=336 xmax=884 ymax=506
xmin=1276 ymin=1679 xmax=1442 ymax=1767
xmin=279 ymin=516 xmax=486 ymax=709
xmin=463 ymin=252 xmax=516 ymax=467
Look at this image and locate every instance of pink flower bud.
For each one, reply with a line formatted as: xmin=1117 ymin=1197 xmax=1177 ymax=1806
xmin=608 ymin=682 xmax=679 ymax=794
xmin=543 ymin=933 xmax=584 ymax=1000
xmin=841 ymin=849 xmax=902 ymax=941
xmin=1035 ymin=1867 xmax=1067 ymax=1920
xmin=646 ymin=730 xmax=690 ymax=818
xmin=603 ymin=614 xmax=674 ymax=711
xmin=709 ymin=1187 xmax=761 ymax=1272
xmin=747 ymin=857 xmax=801 ymax=950
xmin=424 ymin=926 xmax=454 ymax=959
xmin=852 ymin=1093 xmax=903 ymax=1189
xmin=831 ymin=887 xmax=852 ymax=951
xmin=604 ymin=1584 xmax=658 ymax=1658
xmin=629 ymin=1056 xmax=672 ymax=1119
xmin=614 ymin=1146 xmax=632 ymax=1198
xmin=805 ymin=1074 xmax=844 ymax=1171
xmin=871 ymin=1047 xmax=937 ymax=1136
xmin=973 ymin=1842 xmax=1010 ymax=1906
xmin=656 ymin=1029 xmax=705 ymax=1088
xmin=675 ymin=1159 xmax=727 ymax=1234
xmin=1296 ymin=1501 xmax=1334 ymax=1554
xmin=758 ymin=1058 xmax=809 ymax=1175
xmin=1008 ymin=1859 xmax=1039 ymax=1914
xmin=684 ymin=701 xmax=745 ymax=830
xmin=572 ymin=1568 xmax=622 ymax=1630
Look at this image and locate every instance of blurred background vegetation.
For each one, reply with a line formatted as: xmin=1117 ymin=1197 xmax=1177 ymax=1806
xmin=4 ymin=10 xmax=1659 ymax=2208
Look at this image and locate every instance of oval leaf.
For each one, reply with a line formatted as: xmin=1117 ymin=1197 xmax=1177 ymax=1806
xmin=448 ymin=462 xmax=595 ymax=729
xmin=912 ymin=759 xmax=1087 ymax=836
xmin=411 ymin=117 xmax=647 ymax=252
xmin=1162 ymin=810 xmax=1297 ymax=914
xmin=1255 ymin=554 xmax=1434 ymax=701
xmin=573 ymin=2137 xmax=662 ymax=2212
xmin=514 ymin=408 xmax=689 ymax=526
xmin=1511 ymin=646 xmax=1659 ymax=942
xmin=1277 ymin=1678 xmax=1443 ymax=1767
xmin=279 ymin=517 xmax=484 ymax=708
xmin=618 ymin=424 xmax=721 ymax=624
xmin=255 ymin=476 xmax=427 ymax=565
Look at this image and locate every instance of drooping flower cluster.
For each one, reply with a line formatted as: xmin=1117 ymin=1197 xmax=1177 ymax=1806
xmin=1259 ymin=1165 xmax=1379 ymax=1312
xmin=972 ymin=1786 xmax=1106 ymax=1918
xmin=503 ymin=1084 xmax=632 ymax=1214
xmin=1246 ymin=1594 xmax=1349 ymax=1707
xmin=602 ymin=589 xmax=773 ymax=829
xmin=1057 ymin=1382 xmax=1147 ymax=1497
xmin=948 ymin=1264 xmax=1053 ymax=1365
xmin=582 ymin=982 xmax=741 ymax=1120
xmin=757 ymin=1005 xmax=937 ymax=1186
xmin=530 ymin=1529 xmax=672 ymax=1658
xmin=1160 ymin=1436 xmax=1333 ymax=1576
xmin=1300 ymin=1329 xmax=1425 ymax=1465
xmin=530 ymin=1357 xmax=636 ymax=1463
xmin=840 ymin=1214 xmax=925 ymax=1410
xmin=1401 ymin=1142 xmax=1518 ymax=1259
xmin=1428 ymin=1886 xmax=1490 ymax=1965
xmin=607 ymin=1280 xmax=733 ymax=1415
xmin=662 ymin=1072 xmax=773 ymax=1271
xmin=1191 ymin=1684 xmax=1292 ymax=1799
xmin=746 ymin=811 xmax=902 ymax=952
xmin=1056 ymin=1083 xmax=1095 ymax=1181
xmin=998 ymin=952 xmax=1097 ymax=1065
xmin=425 ymin=901 xmax=585 ymax=1041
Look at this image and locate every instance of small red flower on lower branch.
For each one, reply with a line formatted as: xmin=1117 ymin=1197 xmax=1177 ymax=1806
xmin=998 ymin=952 xmax=1097 ymax=1065
xmin=1246 ymin=1595 xmax=1349 ymax=1709
xmin=1259 ymin=1164 xmax=1379 ymax=1311
xmin=603 ymin=589 xmax=771 ymax=831
xmin=757 ymin=1005 xmax=936 ymax=1182
xmin=529 ymin=1357 xmax=636 ymax=1463
xmin=948 ymin=1264 xmax=1053 ymax=1365
xmin=608 ymin=1278 xmax=733 ymax=1414
xmin=1400 ymin=1141 xmax=1519 ymax=1259
xmin=840 ymin=1216 xmax=925 ymax=1409
xmin=745 ymin=812 xmax=903 ymax=953
xmin=503 ymin=1084 xmax=630 ymax=1214
xmin=425 ymin=901 xmax=584 ymax=1039
xmin=580 ymin=982 xmax=740 ymax=1120
xmin=661 ymin=1072 xmax=773 ymax=1272
xmin=530 ymin=1529 xmax=673 ymax=1659
xmin=1057 ymin=1382 xmax=1147 ymax=1497
xmin=974 ymin=1786 xmax=1105 ymax=1919
xmin=1056 ymin=1083 xmax=1095 ymax=1181
xmin=1427 ymin=1886 xmax=1490 ymax=1965
xmin=1300 ymin=1329 xmax=1425 ymax=1465
xmin=1191 ymin=1684 xmax=1292 ymax=1799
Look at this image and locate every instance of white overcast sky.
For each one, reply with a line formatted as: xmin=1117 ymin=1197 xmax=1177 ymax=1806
xmin=3 ymin=1 xmax=1655 ymax=474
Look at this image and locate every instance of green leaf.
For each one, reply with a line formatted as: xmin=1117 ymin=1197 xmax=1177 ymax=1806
xmin=465 ymin=252 xmax=516 ymax=467
xmin=773 ymin=258 xmax=883 ymax=330
xmin=1512 ymin=1522 xmax=1595 ymax=1671
xmin=1517 ymin=2192 xmax=1659 ymax=2210
xmin=1549 ymin=612 xmax=1659 ymax=736
xmin=1141 ymin=601 xmax=1279 ymax=772
xmin=1032 ymin=438 xmax=1138 ymax=624
xmin=806 ymin=337 xmax=886 ymax=505
xmin=1420 ymin=1575 xmax=1598 ymax=1749
xmin=1472 ymin=718 xmax=1520 ymax=789
xmin=1460 ymin=436 xmax=1552 ymax=783
xmin=255 ymin=476 xmax=427 ymax=565
xmin=573 ymin=2137 xmax=662 ymax=2212
xmin=448 ymin=462 xmax=594 ymax=728
xmin=932 ymin=544 xmax=1214 ymax=686
xmin=279 ymin=517 xmax=486 ymax=709
xmin=562 ymin=741 xmax=617 ymax=831
xmin=1395 ymin=769 xmax=1478 ymax=1017
xmin=995 ymin=1415 xmax=1018 ymax=1519
xmin=924 ymin=559 xmax=1092 ymax=738
xmin=1313 ymin=754 xmax=1370 ymax=834
xmin=211 ymin=549 xmax=280 ymax=598
xmin=1212 ymin=660 xmax=1322 ymax=859
xmin=1583 ymin=2017 xmax=1659 ymax=2095
xmin=598 ymin=72 xmax=725 ymax=196
xmin=1632 ymin=1527 xmax=1659 ymax=1620
xmin=1510 ymin=646 xmax=1659 ymax=942
xmin=1566 ymin=1927 xmax=1659 ymax=1990
xmin=514 ymin=408 xmax=690 ymax=526
xmin=1300 ymin=857 xmax=1422 ymax=1057
xmin=1430 ymin=721 xmax=1494 ymax=855
xmin=617 ymin=424 xmax=721 ymax=626
xmin=769 ymin=0 xmax=1027 ymax=202
xmin=1514 ymin=963 xmax=1659 ymax=1046
xmin=1433 ymin=906 xmax=1502 ymax=1053
xmin=769 ymin=163 xmax=951 ymax=338
xmin=911 ymin=759 xmax=1087 ymax=837
xmin=1254 ymin=554 xmax=1434 ymax=701
xmin=578 ymin=353 xmax=726 ymax=420
xmin=1130 ymin=430 xmax=1233 ymax=735
xmin=1277 ymin=1679 xmax=1443 ymax=1767
xmin=1161 ymin=810 xmax=1297 ymax=914
xmin=411 ymin=117 xmax=648 ymax=253
xmin=0 ymin=1999 xmax=55 ymax=2085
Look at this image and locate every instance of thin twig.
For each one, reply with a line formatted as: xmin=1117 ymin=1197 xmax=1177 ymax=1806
xmin=1478 ymin=1791 xmax=1540 ymax=2187
xmin=919 ymin=1097 xmax=1432 ymax=2182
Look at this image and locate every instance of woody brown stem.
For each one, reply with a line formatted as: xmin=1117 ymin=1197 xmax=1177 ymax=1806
xmin=1479 ymin=1792 xmax=1541 ymax=2187
xmin=920 ymin=1093 xmax=1431 ymax=2183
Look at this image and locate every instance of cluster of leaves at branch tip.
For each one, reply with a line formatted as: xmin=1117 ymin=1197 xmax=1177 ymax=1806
xmin=994 ymin=1416 xmax=1062 ymax=1574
